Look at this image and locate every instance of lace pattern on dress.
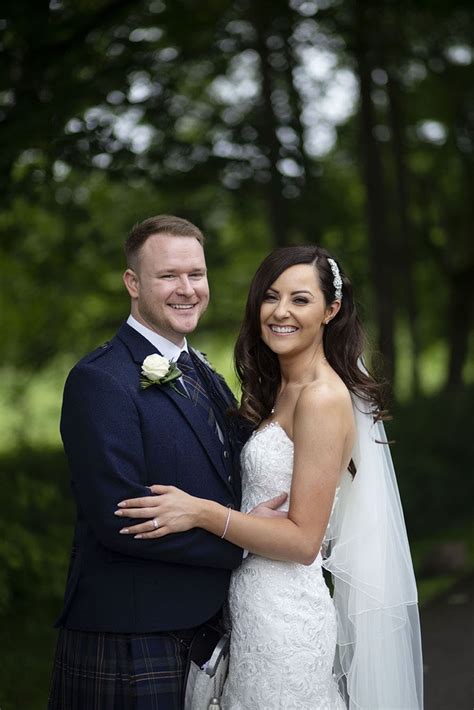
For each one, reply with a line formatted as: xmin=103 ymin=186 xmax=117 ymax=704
xmin=222 ymin=423 xmax=346 ymax=709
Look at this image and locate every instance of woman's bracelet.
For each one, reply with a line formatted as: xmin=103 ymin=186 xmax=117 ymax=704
xmin=221 ymin=506 xmax=232 ymax=539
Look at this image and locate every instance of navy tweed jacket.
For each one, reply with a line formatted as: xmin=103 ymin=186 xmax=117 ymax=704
xmin=55 ymin=322 xmax=243 ymax=633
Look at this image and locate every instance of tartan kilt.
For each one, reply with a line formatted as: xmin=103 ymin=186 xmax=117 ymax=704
xmin=48 ymin=627 xmax=191 ymax=710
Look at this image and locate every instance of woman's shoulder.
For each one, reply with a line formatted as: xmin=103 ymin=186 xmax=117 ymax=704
xmin=295 ymin=377 xmax=352 ymax=420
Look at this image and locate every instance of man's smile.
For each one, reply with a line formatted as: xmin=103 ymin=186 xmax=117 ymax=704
xmin=169 ymin=303 xmax=197 ymax=310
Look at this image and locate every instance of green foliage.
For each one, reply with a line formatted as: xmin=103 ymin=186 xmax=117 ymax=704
xmin=0 ymin=449 xmax=72 ymax=709
xmin=1 ymin=0 xmax=473 ymax=387
xmin=0 ymin=450 xmax=71 ymax=701
xmin=0 ymin=448 xmax=72 ymax=614
xmin=0 ymin=602 xmax=58 ymax=709
xmin=388 ymin=386 xmax=474 ymax=538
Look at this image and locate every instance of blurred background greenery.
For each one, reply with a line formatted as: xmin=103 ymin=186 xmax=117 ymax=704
xmin=1 ymin=0 xmax=473 ymax=706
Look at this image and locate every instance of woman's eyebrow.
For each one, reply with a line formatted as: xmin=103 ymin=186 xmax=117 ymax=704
xmin=265 ymin=288 xmax=314 ymax=296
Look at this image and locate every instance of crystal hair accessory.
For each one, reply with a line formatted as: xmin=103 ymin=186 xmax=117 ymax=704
xmin=327 ymin=258 xmax=343 ymax=300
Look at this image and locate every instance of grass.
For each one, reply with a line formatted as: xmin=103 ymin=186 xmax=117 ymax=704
xmin=417 ymin=575 xmax=459 ymax=605
xmin=412 ymin=518 xmax=474 ymax=606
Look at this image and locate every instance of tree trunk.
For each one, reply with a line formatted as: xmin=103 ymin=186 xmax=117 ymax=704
xmin=353 ymin=2 xmax=396 ymax=384
xmin=251 ymin=4 xmax=288 ymax=247
xmin=446 ymin=267 xmax=473 ymax=389
xmin=386 ymin=72 xmax=421 ymax=394
xmin=283 ymin=32 xmax=322 ymax=245
xmin=445 ymin=147 xmax=474 ymax=389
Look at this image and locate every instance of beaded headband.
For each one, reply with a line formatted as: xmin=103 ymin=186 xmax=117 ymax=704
xmin=327 ymin=258 xmax=343 ymax=300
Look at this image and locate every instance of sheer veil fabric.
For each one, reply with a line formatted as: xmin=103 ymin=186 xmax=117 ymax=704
xmin=322 ymin=394 xmax=423 ymax=709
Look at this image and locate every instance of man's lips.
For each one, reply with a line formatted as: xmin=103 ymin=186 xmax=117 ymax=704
xmin=168 ymin=303 xmax=197 ymax=310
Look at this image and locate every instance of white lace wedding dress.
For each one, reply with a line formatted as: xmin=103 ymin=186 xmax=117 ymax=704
xmin=222 ymin=422 xmax=346 ymax=710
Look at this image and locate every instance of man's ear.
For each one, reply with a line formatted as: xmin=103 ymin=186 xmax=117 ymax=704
xmin=123 ymin=268 xmax=139 ymax=299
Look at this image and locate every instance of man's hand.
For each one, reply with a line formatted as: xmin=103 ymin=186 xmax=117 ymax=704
xmin=249 ymin=493 xmax=288 ymax=518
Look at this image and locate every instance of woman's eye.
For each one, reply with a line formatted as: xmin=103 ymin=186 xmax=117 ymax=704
xmin=263 ymin=293 xmax=277 ymax=301
xmin=294 ymin=297 xmax=308 ymax=304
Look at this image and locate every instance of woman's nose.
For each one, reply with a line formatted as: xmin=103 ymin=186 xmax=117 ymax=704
xmin=272 ymin=299 xmax=290 ymax=319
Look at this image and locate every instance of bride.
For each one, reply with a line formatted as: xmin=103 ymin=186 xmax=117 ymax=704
xmin=117 ymin=246 xmax=423 ymax=709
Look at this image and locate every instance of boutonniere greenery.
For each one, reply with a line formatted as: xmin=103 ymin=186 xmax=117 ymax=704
xmin=140 ymin=354 xmax=183 ymax=395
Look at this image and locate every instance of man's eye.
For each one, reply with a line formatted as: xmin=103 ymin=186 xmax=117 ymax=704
xmin=190 ymin=272 xmax=204 ymax=279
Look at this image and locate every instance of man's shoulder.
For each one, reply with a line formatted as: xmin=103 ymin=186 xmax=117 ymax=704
xmin=74 ymin=338 xmax=118 ymax=368
xmin=68 ymin=334 xmax=131 ymax=382
xmin=190 ymin=348 xmax=227 ymax=387
xmin=63 ymin=336 xmax=138 ymax=404
xmin=190 ymin=348 xmax=216 ymax=372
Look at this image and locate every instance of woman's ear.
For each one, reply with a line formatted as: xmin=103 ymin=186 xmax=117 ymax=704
xmin=323 ymin=300 xmax=342 ymax=325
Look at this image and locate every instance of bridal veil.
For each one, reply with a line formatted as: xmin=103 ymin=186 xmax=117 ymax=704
xmin=322 ymin=394 xmax=423 ymax=709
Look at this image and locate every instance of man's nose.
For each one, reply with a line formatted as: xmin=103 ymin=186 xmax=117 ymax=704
xmin=176 ymin=276 xmax=194 ymax=296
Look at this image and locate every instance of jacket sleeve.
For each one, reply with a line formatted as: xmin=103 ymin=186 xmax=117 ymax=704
xmin=61 ymin=363 xmax=243 ymax=570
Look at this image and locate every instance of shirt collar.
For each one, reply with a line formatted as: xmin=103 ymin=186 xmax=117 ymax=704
xmin=127 ymin=315 xmax=188 ymax=361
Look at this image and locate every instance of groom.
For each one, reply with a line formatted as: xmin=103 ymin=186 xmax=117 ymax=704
xmin=49 ymin=215 xmax=254 ymax=708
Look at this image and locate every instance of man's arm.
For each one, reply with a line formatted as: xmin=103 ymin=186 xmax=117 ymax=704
xmin=61 ymin=363 xmax=242 ymax=569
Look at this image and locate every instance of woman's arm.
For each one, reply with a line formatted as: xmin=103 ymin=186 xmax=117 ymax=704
xmin=117 ymin=386 xmax=353 ymax=565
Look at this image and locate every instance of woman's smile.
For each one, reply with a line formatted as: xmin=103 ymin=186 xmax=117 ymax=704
xmin=268 ymin=324 xmax=299 ymax=335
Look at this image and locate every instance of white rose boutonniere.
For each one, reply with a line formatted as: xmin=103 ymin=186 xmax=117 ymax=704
xmin=140 ymin=354 xmax=183 ymax=394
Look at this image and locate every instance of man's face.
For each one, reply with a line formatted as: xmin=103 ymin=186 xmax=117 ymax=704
xmin=123 ymin=233 xmax=210 ymax=346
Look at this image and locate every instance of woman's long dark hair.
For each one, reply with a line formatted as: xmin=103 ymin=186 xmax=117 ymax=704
xmin=234 ymin=245 xmax=387 ymax=426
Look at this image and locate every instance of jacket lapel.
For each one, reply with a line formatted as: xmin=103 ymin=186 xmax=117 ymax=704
xmin=117 ymin=321 xmax=163 ymax=364
xmin=116 ymin=323 xmax=232 ymax=492
xmin=159 ymin=383 xmax=230 ymax=486
xmin=189 ymin=348 xmax=236 ymax=449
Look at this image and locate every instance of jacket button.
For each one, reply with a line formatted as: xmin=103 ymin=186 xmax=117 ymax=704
xmin=223 ymin=450 xmax=229 ymax=459
xmin=227 ymin=474 xmax=232 ymax=483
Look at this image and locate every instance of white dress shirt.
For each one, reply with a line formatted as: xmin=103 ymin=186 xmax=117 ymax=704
xmin=127 ymin=314 xmax=188 ymax=360
xmin=127 ymin=314 xmax=224 ymax=443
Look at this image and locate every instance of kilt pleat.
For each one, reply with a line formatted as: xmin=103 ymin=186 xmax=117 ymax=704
xmin=49 ymin=628 xmax=188 ymax=710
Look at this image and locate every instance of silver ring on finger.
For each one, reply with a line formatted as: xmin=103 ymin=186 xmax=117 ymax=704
xmin=152 ymin=517 xmax=159 ymax=530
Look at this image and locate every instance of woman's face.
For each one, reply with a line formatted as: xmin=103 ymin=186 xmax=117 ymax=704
xmin=259 ymin=263 xmax=332 ymax=357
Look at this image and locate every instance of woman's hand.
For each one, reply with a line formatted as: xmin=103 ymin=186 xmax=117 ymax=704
xmin=249 ymin=493 xmax=288 ymax=518
xmin=114 ymin=485 xmax=201 ymax=539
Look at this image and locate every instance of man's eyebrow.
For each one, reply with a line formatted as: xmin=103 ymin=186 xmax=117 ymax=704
xmin=156 ymin=267 xmax=207 ymax=274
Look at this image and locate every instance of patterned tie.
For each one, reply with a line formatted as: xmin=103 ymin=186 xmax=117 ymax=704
xmin=178 ymin=351 xmax=218 ymax=434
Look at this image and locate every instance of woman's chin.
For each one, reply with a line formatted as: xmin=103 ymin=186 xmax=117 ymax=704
xmin=264 ymin=338 xmax=300 ymax=356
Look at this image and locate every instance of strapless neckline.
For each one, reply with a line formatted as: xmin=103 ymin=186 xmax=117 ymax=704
xmin=251 ymin=420 xmax=293 ymax=446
